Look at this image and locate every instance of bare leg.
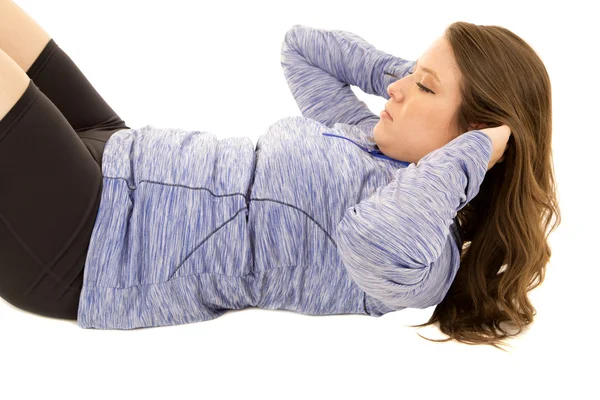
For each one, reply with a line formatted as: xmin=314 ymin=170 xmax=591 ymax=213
xmin=0 ymin=0 xmax=52 ymax=73
xmin=0 ymin=46 xmax=31 ymax=122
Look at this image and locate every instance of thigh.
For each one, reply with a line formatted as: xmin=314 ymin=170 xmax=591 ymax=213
xmin=0 ymin=79 xmax=102 ymax=320
xmin=25 ymin=38 xmax=130 ymax=167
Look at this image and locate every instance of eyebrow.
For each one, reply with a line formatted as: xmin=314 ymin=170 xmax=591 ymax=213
xmin=415 ymin=58 xmax=441 ymax=84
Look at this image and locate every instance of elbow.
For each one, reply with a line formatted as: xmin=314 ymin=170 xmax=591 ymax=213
xmin=347 ymin=265 xmax=433 ymax=310
xmin=365 ymin=258 xmax=458 ymax=311
xmin=348 ymin=256 xmax=457 ymax=311
xmin=365 ymin=282 xmax=446 ymax=311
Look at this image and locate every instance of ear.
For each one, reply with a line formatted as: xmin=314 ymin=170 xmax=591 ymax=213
xmin=469 ymin=122 xmax=488 ymax=130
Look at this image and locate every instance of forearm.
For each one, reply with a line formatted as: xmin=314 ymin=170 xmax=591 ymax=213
xmin=284 ymin=24 xmax=414 ymax=99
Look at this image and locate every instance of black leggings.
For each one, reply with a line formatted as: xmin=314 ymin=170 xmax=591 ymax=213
xmin=0 ymin=39 xmax=129 ymax=320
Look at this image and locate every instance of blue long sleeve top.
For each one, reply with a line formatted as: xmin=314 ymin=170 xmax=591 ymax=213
xmin=76 ymin=24 xmax=492 ymax=329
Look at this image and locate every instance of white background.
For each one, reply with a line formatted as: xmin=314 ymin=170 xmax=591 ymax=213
xmin=1 ymin=0 xmax=598 ymax=399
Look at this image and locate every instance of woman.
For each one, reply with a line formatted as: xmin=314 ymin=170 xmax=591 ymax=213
xmin=0 ymin=1 xmax=559 ymax=350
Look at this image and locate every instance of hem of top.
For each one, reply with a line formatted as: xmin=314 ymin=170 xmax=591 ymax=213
xmin=76 ymin=271 xmax=261 ymax=329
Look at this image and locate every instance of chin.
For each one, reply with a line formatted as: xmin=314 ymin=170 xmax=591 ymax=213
xmin=372 ymin=125 xmax=381 ymax=143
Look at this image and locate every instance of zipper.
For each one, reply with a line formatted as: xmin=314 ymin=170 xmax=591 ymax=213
xmin=322 ymin=132 xmax=410 ymax=167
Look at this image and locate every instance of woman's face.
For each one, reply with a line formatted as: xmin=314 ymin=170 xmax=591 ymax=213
xmin=373 ymin=35 xmax=479 ymax=164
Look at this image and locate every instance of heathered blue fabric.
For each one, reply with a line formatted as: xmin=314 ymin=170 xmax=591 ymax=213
xmin=76 ymin=24 xmax=492 ymax=329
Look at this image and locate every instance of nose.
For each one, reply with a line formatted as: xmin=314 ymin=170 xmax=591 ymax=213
xmin=387 ymin=81 xmax=402 ymax=101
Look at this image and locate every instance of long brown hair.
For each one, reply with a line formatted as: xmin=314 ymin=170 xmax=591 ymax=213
xmin=409 ymin=21 xmax=561 ymax=350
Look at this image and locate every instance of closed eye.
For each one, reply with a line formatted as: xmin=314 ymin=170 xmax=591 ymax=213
xmin=408 ymin=69 xmax=435 ymax=94
xmin=417 ymin=82 xmax=434 ymax=94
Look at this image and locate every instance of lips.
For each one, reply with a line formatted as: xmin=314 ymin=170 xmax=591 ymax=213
xmin=384 ymin=107 xmax=393 ymax=120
